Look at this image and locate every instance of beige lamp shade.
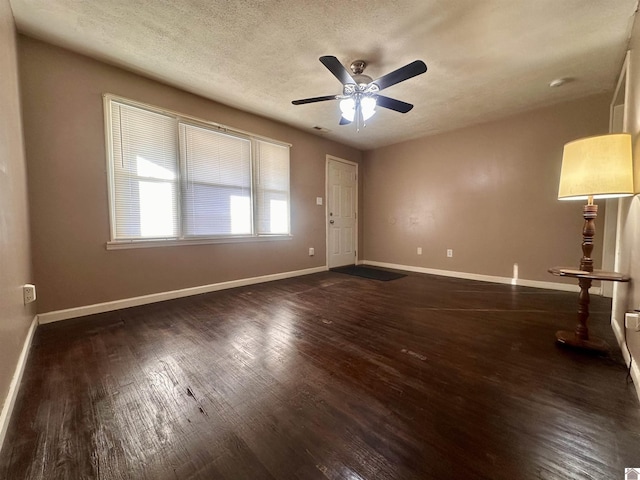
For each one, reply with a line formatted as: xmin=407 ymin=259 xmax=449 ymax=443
xmin=558 ymin=133 xmax=634 ymax=201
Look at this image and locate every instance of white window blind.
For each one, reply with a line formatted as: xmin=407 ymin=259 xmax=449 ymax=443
xmin=110 ymin=102 xmax=179 ymax=239
xmin=255 ymin=140 xmax=290 ymax=234
xmin=105 ymin=95 xmax=291 ymax=245
xmin=180 ymin=124 xmax=252 ymax=236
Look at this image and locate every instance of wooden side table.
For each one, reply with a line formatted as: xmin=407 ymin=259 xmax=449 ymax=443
xmin=548 ymin=267 xmax=630 ymax=352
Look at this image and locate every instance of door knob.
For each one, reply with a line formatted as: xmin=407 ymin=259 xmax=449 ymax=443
xmin=329 ymin=220 xmax=335 ymax=224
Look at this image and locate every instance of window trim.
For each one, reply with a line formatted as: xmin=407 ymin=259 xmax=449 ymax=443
xmin=105 ymin=234 xmax=292 ymax=251
xmin=103 ymin=94 xmax=292 ymax=249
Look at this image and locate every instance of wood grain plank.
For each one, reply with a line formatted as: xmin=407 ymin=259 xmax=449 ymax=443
xmin=1 ymin=271 xmax=639 ymax=479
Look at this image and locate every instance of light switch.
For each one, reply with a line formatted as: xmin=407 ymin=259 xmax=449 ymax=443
xmin=316 ymin=197 xmax=323 ymax=205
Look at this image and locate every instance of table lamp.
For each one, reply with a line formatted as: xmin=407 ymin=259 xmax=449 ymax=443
xmin=554 ymin=133 xmax=634 ymax=350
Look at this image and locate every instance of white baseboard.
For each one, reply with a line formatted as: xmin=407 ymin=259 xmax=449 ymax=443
xmin=37 ymin=260 xmax=599 ymax=324
xmin=38 ymin=266 xmax=328 ymax=324
xmin=611 ymin=318 xmax=640 ymax=403
xmin=361 ymin=260 xmax=597 ymax=294
xmin=0 ymin=315 xmax=38 ymax=452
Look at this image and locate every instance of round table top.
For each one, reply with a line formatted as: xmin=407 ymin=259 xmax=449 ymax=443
xmin=548 ymin=266 xmax=630 ymax=282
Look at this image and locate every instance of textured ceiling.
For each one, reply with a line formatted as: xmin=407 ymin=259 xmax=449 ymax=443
xmin=9 ymin=0 xmax=639 ymax=150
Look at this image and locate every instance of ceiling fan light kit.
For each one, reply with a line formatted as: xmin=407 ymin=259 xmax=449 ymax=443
xmin=292 ymin=55 xmax=427 ymax=131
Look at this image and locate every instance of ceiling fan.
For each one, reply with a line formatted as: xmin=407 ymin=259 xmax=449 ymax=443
xmin=292 ymin=55 xmax=427 ymax=130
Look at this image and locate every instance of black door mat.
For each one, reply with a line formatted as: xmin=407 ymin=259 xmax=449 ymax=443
xmin=330 ymin=265 xmax=407 ymax=281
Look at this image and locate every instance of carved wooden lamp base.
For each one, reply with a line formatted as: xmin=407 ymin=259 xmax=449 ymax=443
xmin=548 ymin=203 xmax=629 ymax=354
xmin=555 ymin=330 xmax=609 ymax=353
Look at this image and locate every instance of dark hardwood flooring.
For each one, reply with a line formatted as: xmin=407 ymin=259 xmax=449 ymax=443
xmin=1 ymin=271 xmax=639 ymax=479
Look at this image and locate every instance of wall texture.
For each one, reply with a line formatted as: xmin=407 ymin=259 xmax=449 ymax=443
xmin=362 ymin=94 xmax=611 ymax=284
xmin=0 ymin=0 xmax=34 ymax=412
xmin=18 ymin=36 xmax=362 ymax=314
xmin=612 ymin=15 xmax=640 ymax=389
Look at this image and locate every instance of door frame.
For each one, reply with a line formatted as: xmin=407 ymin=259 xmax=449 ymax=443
xmin=602 ymin=50 xmax=630 ymax=298
xmin=325 ymin=155 xmax=359 ymax=268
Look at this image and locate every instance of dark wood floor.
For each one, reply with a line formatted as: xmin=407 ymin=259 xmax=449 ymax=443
xmin=1 ymin=270 xmax=639 ymax=479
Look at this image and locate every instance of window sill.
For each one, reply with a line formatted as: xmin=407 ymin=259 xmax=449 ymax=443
xmin=106 ymin=235 xmax=293 ymax=250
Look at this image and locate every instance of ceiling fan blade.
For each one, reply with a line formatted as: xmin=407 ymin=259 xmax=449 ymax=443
xmin=320 ymin=56 xmax=357 ymax=85
xmin=339 ymin=116 xmax=352 ymax=125
xmin=376 ymin=95 xmax=414 ymax=113
xmin=292 ymin=95 xmax=338 ymax=105
xmin=372 ymin=60 xmax=427 ymax=91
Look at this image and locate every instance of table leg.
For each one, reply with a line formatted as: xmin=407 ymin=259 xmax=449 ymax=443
xmin=555 ymin=277 xmax=609 ymax=352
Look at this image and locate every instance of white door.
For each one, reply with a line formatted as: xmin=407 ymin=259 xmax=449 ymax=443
xmin=327 ymin=157 xmax=357 ymax=268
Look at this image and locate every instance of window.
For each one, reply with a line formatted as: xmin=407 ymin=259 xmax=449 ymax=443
xmin=104 ymin=95 xmax=290 ymax=247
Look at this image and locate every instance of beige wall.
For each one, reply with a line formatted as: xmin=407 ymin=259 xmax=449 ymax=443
xmin=0 ymin=1 xmax=34 ymax=411
xmin=612 ymin=15 xmax=640 ymax=383
xmin=362 ymin=94 xmax=611 ymax=283
xmin=18 ymin=36 xmax=362 ymax=314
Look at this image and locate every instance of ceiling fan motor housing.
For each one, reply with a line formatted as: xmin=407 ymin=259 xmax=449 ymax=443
xmin=350 ymin=60 xmax=366 ymax=74
xmin=350 ymin=60 xmax=373 ymax=86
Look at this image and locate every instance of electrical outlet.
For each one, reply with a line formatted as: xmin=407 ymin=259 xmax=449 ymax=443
xmin=417 ymin=247 xmax=422 ymax=255
xmin=625 ymin=312 xmax=640 ymax=331
xmin=309 ymin=247 xmax=315 ymax=256
xmin=23 ymin=284 xmax=36 ymax=304
xmin=447 ymin=249 xmax=453 ymax=258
